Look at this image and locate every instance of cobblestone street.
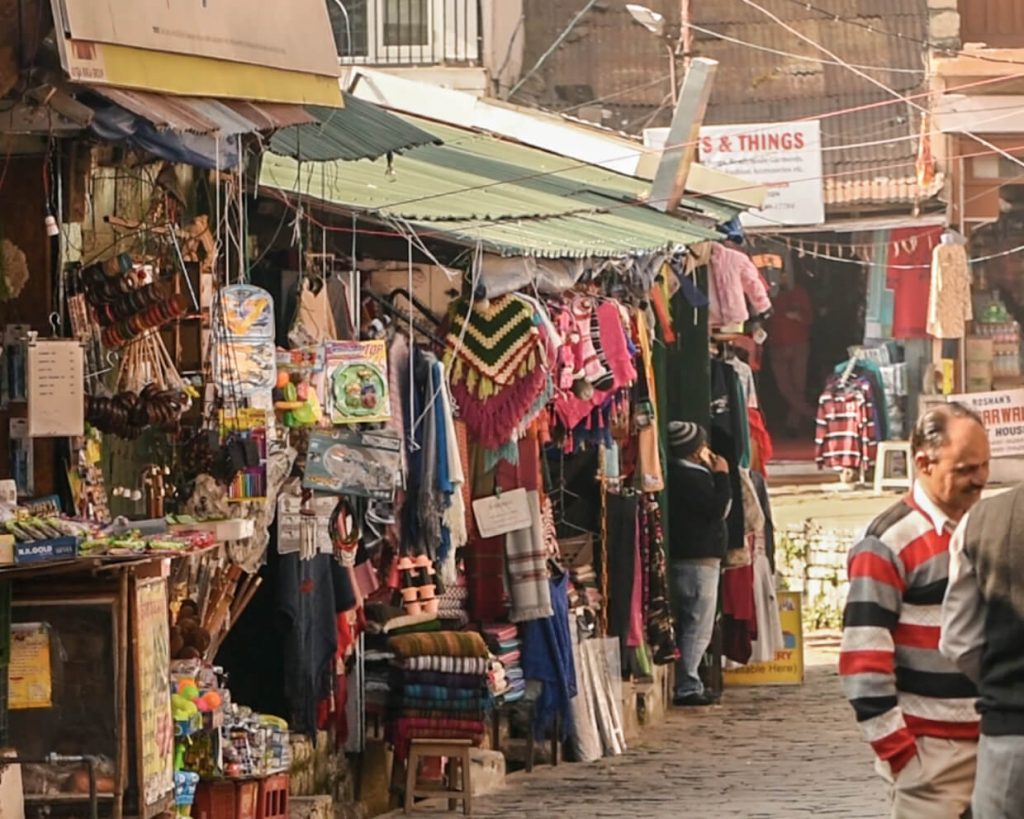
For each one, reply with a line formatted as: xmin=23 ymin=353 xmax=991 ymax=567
xmin=396 ymin=642 xmax=886 ymax=818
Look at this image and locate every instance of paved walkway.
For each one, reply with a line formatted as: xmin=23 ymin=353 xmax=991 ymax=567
xmin=395 ymin=646 xmax=887 ymax=818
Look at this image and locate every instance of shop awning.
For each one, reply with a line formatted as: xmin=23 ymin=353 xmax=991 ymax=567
xmin=83 ymin=89 xmax=444 ymax=170
xmin=90 ymin=87 xmax=316 ymax=135
xmin=259 ymin=115 xmax=722 ymax=258
xmin=268 ymin=95 xmax=442 ymax=163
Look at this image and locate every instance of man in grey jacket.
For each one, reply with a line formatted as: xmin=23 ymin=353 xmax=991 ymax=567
xmin=941 ymin=482 xmax=1024 ymax=818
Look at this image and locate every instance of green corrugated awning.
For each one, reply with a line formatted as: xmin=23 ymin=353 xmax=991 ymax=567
xmin=259 ymin=113 xmax=726 ymax=258
xmin=269 ymin=93 xmax=441 ymax=162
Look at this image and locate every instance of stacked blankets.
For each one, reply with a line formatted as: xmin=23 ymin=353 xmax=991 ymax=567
xmin=483 ymin=624 xmax=526 ymax=703
xmin=387 ymin=631 xmax=491 ymax=760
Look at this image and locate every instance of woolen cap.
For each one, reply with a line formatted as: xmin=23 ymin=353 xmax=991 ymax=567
xmin=668 ymin=421 xmax=707 ymax=457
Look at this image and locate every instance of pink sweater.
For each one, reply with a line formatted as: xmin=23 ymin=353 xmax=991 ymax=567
xmin=709 ymin=243 xmax=772 ymax=329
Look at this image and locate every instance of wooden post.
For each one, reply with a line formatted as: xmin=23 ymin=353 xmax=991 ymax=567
xmin=649 ymin=57 xmax=718 ymax=214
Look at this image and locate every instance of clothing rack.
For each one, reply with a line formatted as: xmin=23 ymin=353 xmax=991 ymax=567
xmin=363 ymin=289 xmax=445 ymax=347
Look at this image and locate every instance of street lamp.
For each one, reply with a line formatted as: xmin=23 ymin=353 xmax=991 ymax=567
xmin=626 ymin=3 xmax=678 ymax=101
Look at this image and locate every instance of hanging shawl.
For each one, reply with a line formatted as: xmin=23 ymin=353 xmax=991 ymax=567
xmin=520 ymin=572 xmax=577 ymax=741
xmin=438 ymin=366 xmax=467 ymax=586
xmin=446 ymin=295 xmax=547 ymax=451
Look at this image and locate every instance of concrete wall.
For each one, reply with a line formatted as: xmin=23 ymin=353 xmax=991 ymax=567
xmin=483 ymin=0 xmax=524 ymax=97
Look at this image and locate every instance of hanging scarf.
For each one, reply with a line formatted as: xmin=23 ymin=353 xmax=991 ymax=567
xmin=643 ymin=495 xmax=677 ymax=665
xmin=505 ymin=490 xmax=554 ymax=623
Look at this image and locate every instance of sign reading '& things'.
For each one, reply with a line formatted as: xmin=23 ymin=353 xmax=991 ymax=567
xmin=697 ymin=120 xmax=825 ymax=228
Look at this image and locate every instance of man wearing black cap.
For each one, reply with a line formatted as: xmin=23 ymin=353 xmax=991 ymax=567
xmin=667 ymin=420 xmax=732 ymax=706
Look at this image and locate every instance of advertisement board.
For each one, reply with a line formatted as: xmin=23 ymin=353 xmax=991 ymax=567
xmin=723 ymin=592 xmax=805 ymax=687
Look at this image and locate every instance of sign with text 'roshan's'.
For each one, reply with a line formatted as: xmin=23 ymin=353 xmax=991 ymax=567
xmin=947 ymin=388 xmax=1024 ymax=458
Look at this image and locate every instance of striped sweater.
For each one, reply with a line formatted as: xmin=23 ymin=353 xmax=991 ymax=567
xmin=839 ymin=493 xmax=979 ymax=773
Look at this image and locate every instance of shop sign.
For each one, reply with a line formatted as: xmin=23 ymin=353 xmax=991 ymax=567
xmin=947 ymin=388 xmax=1024 ymax=457
xmin=51 ymin=0 xmax=340 ymax=78
xmin=723 ymin=592 xmax=804 ymax=687
xmin=134 ymin=578 xmax=175 ymax=810
xmin=646 ymin=120 xmax=824 ymax=227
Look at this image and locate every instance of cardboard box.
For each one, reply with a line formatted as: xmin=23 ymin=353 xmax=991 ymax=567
xmin=13 ymin=536 xmax=78 ymax=564
xmin=966 ymin=336 xmax=994 ymax=363
xmin=0 ymin=534 xmax=13 ymax=566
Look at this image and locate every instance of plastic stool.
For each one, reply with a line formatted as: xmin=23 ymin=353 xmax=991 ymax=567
xmin=404 ymin=738 xmax=473 ymax=815
xmin=874 ymin=440 xmax=914 ymax=494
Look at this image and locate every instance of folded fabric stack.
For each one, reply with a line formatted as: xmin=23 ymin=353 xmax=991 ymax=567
xmin=437 ymin=582 xmax=470 ymax=626
xmin=364 ymin=650 xmax=395 ymax=716
xmin=483 ymin=624 xmax=526 ymax=703
xmin=386 ymin=631 xmax=491 ymax=760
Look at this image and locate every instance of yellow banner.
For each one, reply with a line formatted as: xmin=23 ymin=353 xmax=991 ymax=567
xmin=723 ymin=591 xmax=805 ymax=687
xmin=9 ymin=623 xmax=53 ymax=709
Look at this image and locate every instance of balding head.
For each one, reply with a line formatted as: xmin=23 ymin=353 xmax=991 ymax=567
xmin=913 ymin=402 xmax=990 ymax=519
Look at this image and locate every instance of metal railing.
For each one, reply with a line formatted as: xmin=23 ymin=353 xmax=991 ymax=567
xmin=332 ymin=0 xmax=481 ymax=66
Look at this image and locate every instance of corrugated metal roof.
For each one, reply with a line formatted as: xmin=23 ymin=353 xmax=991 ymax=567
xmin=693 ymin=0 xmax=932 ymax=206
xmin=268 ymin=93 xmax=442 ymax=162
xmin=259 ymin=113 xmax=722 ymax=258
xmin=89 ymin=86 xmax=315 ymax=134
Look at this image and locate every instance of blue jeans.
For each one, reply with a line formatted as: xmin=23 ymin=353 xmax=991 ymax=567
xmin=671 ymin=559 xmax=721 ymax=697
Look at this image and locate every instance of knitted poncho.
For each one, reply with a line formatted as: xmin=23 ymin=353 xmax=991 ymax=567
xmin=445 ymin=295 xmax=547 ymax=451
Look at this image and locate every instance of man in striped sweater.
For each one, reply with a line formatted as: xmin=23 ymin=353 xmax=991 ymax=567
xmin=840 ymin=403 xmax=990 ymax=818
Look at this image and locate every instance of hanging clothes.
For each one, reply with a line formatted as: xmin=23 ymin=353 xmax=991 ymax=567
xmin=927 ymin=241 xmax=973 ymax=339
xmin=887 ymin=227 xmax=942 ymax=340
xmin=814 ymin=376 xmax=879 ymax=471
xmin=520 ymin=573 xmax=577 ymax=740
xmin=641 ymin=495 xmax=677 ymax=665
xmin=729 ymin=356 xmax=759 ymax=409
xmin=711 ymin=359 xmax=747 ymax=551
xmin=708 ymin=243 xmax=773 ymax=330
xmin=445 ymin=294 xmax=548 ymax=452
xmin=832 ymin=359 xmax=890 ymax=441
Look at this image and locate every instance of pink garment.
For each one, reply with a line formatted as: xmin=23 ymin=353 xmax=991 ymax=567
xmin=709 ymin=243 xmax=772 ymax=329
xmin=596 ymin=302 xmax=637 ymax=388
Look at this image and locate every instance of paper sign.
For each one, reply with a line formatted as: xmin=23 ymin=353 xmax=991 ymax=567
xmin=9 ymin=623 xmax=53 ymax=709
xmin=472 ymin=489 xmax=532 ymax=539
xmin=134 ymin=578 xmax=175 ymax=808
xmin=27 ymin=341 xmax=84 ymax=437
xmin=948 ymin=388 xmax=1024 ymax=457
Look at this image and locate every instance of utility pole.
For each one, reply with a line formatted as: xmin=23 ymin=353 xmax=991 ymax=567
xmin=680 ymin=0 xmax=693 ymax=70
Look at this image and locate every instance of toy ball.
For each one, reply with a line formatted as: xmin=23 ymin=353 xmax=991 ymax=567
xmin=202 ymin=691 xmax=223 ymax=710
xmin=181 ymin=684 xmax=200 ymax=700
xmin=276 ymin=372 xmax=291 ymax=389
xmin=195 ymin=698 xmax=212 ymax=713
xmin=176 ymin=678 xmax=197 ymax=695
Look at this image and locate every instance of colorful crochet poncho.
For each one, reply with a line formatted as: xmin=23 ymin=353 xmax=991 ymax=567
xmin=445 ymin=295 xmax=548 ymax=451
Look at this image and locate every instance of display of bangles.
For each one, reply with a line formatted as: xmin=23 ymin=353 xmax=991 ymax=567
xmin=85 ymin=384 xmax=189 ymax=439
xmin=101 ymin=294 xmax=188 ymax=348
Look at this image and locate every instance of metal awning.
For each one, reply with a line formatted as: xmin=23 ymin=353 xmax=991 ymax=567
xmin=89 ymin=87 xmax=316 ymax=135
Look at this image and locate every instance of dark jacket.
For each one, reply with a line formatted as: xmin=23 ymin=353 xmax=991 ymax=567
xmin=667 ymin=456 xmax=733 ymax=561
xmin=952 ymin=486 xmax=1024 ymax=735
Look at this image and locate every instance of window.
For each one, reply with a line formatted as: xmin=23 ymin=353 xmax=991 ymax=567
xmin=383 ymin=0 xmax=430 ymax=47
xmin=328 ymin=0 xmax=479 ymax=64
